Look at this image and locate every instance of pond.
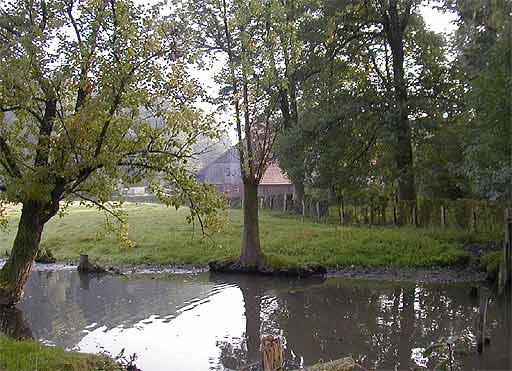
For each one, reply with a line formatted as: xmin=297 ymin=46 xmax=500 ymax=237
xmin=1 ymin=269 xmax=511 ymax=370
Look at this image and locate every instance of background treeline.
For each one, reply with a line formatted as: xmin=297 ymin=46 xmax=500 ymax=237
xmin=269 ymin=0 xmax=511 ymax=219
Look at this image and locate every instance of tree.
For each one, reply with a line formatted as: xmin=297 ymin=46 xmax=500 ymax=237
xmin=187 ymin=0 xmax=283 ymax=268
xmin=0 ymin=0 xmax=223 ymax=305
xmin=444 ymin=0 xmax=511 ymax=200
xmin=273 ymin=0 xmax=370 ymax=213
xmin=364 ymin=0 xmax=421 ymax=203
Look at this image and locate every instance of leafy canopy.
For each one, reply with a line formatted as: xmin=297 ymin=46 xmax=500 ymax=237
xmin=0 ymin=0 xmax=225 ymax=232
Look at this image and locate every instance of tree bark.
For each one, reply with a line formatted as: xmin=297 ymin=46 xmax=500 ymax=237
xmin=0 ymin=306 xmax=33 ymax=340
xmin=0 ymin=202 xmax=46 ymax=306
xmin=382 ymin=0 xmax=416 ymax=202
xmin=240 ymin=179 xmax=263 ymax=267
xmin=293 ymin=181 xmax=304 ymax=214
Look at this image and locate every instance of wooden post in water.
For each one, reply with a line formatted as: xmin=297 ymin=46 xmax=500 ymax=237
xmin=440 ymin=205 xmax=446 ymax=227
xmin=476 ymin=288 xmax=489 ymax=354
xmin=500 ymin=208 xmax=512 ymax=294
xmin=79 ymin=254 xmax=90 ymax=270
xmin=261 ymin=335 xmax=284 ymax=371
xmin=507 ymin=208 xmax=512 ymax=289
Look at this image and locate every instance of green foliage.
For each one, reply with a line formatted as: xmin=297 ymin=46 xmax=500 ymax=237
xmin=0 ymin=335 xmax=122 ymax=371
xmin=446 ymin=0 xmax=512 ymax=200
xmin=0 ymin=0 xmax=225 ymax=234
xmin=423 ymin=335 xmax=459 ymax=371
xmin=480 ymin=250 xmax=502 ymax=280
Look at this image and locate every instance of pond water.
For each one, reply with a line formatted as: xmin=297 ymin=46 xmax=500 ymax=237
xmin=1 ymin=270 xmax=511 ymax=370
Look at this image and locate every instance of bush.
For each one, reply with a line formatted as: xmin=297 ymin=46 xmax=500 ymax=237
xmin=480 ymin=250 xmax=502 ymax=281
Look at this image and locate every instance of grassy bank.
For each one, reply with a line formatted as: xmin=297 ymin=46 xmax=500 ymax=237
xmin=0 ymin=335 xmax=120 ymax=371
xmin=0 ymin=203 xmax=478 ymax=269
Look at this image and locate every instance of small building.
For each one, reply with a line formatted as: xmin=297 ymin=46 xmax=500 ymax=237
xmin=197 ymin=146 xmax=294 ymax=208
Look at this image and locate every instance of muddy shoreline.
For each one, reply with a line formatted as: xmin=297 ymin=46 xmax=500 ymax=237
xmin=326 ymin=265 xmax=486 ymax=283
xmin=0 ymin=258 xmax=487 ymax=283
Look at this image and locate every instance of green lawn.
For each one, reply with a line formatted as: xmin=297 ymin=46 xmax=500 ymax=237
xmin=0 ymin=335 xmax=120 ymax=371
xmin=0 ymin=203 xmax=476 ymax=269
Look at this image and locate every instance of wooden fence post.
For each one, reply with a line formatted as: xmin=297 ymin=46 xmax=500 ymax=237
xmin=472 ymin=208 xmax=478 ymax=232
xmin=316 ymin=201 xmax=320 ymax=222
xmin=412 ymin=204 xmax=418 ymax=226
xmin=440 ymin=205 xmax=445 ymax=227
xmin=393 ymin=204 xmax=397 ymax=225
xmin=241 ymin=198 xmax=244 ymax=210
xmin=260 ymin=197 xmax=264 ymax=209
xmin=283 ymin=193 xmax=287 ymax=211
xmin=501 ymin=208 xmax=512 ymax=293
xmin=339 ymin=199 xmax=345 ymax=225
xmin=301 ymin=198 xmax=305 ymax=219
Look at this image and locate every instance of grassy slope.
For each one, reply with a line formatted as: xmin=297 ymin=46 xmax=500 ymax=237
xmin=0 ymin=335 xmax=120 ymax=371
xmin=0 ymin=203 xmax=475 ymax=268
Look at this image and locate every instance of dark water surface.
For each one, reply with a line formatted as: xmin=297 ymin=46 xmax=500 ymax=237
xmin=3 ymin=270 xmax=512 ymax=370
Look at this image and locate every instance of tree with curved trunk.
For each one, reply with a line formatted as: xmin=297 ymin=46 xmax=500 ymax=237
xmin=0 ymin=0 xmax=223 ymax=306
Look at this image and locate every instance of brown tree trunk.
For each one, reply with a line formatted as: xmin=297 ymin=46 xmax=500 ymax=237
xmin=0 ymin=202 xmax=45 ymax=306
xmin=383 ymin=0 xmax=416 ymax=202
xmin=0 ymin=307 xmax=33 ymax=340
xmin=293 ymin=181 xmax=304 ymax=214
xmin=240 ymin=179 xmax=263 ymax=267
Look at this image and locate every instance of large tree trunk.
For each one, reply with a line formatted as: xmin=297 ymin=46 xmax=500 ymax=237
xmin=240 ymin=179 xmax=263 ymax=267
xmin=0 ymin=202 xmax=45 ymax=306
xmin=293 ymin=181 xmax=305 ymax=215
xmin=384 ymin=1 xmax=416 ymax=202
xmin=0 ymin=306 xmax=33 ymax=340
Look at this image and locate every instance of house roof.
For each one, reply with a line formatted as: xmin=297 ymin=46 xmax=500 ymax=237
xmin=260 ymin=163 xmax=291 ymax=185
xmin=197 ymin=146 xmax=291 ymax=186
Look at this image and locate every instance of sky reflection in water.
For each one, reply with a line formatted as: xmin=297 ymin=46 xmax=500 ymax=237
xmin=2 ymin=270 xmax=509 ymax=371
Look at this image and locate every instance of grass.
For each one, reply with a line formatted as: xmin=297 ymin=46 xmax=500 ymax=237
xmin=0 ymin=202 xmax=478 ymax=269
xmin=480 ymin=250 xmax=503 ymax=280
xmin=0 ymin=335 xmax=120 ymax=371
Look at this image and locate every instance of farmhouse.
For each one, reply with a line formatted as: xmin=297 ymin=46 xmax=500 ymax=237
xmin=197 ymin=146 xmax=295 ymax=208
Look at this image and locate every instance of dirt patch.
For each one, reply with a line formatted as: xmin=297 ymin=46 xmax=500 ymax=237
xmin=0 ymin=257 xmax=487 ymax=283
xmin=209 ymin=258 xmax=327 ymax=278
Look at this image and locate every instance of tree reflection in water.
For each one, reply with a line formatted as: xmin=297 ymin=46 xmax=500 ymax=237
xmin=3 ymin=270 xmax=510 ymax=371
xmin=213 ymin=275 xmax=510 ymax=371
